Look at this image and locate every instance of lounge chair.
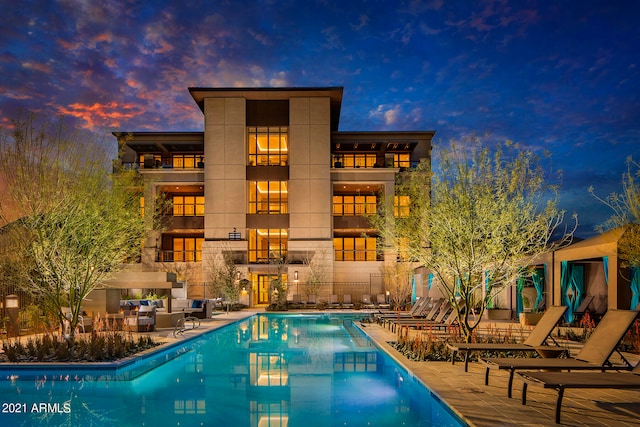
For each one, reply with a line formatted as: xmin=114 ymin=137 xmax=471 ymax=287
xmin=480 ymin=309 xmax=638 ymax=398
xmin=361 ymin=294 xmax=375 ymax=309
xmin=342 ymin=294 xmax=354 ymax=308
xmin=518 ymin=363 xmax=640 ymax=424
xmin=572 ymin=295 xmax=595 ymax=322
xmin=388 ymin=301 xmax=453 ymax=332
xmin=447 ymin=305 xmax=568 ymax=372
xmin=378 ymin=297 xmax=437 ymax=328
xmin=376 ymin=293 xmax=390 ymax=309
xmin=61 ymin=307 xmax=92 ymax=333
xmin=125 ymin=305 xmax=156 ymax=332
xmin=329 ymin=294 xmax=340 ymax=307
xmin=376 ymin=296 xmax=428 ymax=318
xmin=305 ymin=294 xmax=317 ymax=308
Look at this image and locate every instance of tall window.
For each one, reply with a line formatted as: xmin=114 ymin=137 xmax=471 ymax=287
xmin=248 ymin=127 xmax=288 ymax=166
xmin=393 ymin=153 xmax=410 ymax=168
xmin=249 ymin=229 xmax=288 ymax=263
xmin=173 ymin=196 xmax=205 ymax=216
xmin=173 ymin=237 xmax=203 ymax=262
xmin=248 ymin=182 xmax=288 ymax=214
xmin=333 ymin=237 xmax=377 ymax=261
xmin=394 ymin=195 xmax=410 ymax=217
xmin=333 ymin=195 xmax=377 ymax=216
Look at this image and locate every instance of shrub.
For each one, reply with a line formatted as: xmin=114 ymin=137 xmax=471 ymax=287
xmin=1 ymin=331 xmax=158 ymax=363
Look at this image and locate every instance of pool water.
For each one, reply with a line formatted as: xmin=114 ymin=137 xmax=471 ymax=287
xmin=0 ymin=314 xmax=465 ymax=427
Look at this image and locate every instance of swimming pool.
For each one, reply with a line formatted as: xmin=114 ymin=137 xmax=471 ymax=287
xmin=0 ymin=313 xmax=465 ymax=426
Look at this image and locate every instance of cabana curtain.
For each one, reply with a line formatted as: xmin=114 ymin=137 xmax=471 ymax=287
xmin=603 ymin=256 xmax=609 ymax=286
xmin=561 ymin=261 xmax=585 ymax=323
xmin=630 ymin=267 xmax=640 ymax=310
xmin=411 ymin=275 xmax=417 ymax=302
xmin=531 ymin=266 xmax=545 ymax=311
xmin=516 ymin=276 xmax=525 ymax=315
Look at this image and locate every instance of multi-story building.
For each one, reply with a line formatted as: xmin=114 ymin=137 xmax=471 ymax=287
xmin=114 ymin=87 xmax=434 ymax=306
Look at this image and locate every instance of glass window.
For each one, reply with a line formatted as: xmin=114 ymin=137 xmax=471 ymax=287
xmin=393 ymin=153 xmax=410 ymax=168
xmin=248 ymin=181 xmax=288 ymax=214
xmin=173 ymin=237 xmax=203 ymax=262
xmin=394 ymin=195 xmax=410 ymax=217
xmin=333 ymin=195 xmax=377 ymax=216
xmin=333 ymin=237 xmax=377 ymax=261
xmin=173 ymin=196 xmax=204 ymax=216
xmin=338 ymin=153 xmax=377 ymax=168
xmin=248 ymin=127 xmax=288 ymax=166
xmin=249 ymin=229 xmax=288 ymax=263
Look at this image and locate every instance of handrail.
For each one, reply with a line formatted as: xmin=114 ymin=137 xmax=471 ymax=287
xmin=173 ymin=315 xmax=201 ymax=337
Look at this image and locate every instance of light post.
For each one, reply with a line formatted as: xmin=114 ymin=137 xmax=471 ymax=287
xmin=6 ymin=294 xmax=19 ymax=337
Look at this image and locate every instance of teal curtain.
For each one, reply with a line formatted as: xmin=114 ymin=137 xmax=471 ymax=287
xmin=531 ymin=267 xmax=545 ymax=311
xmin=485 ymin=271 xmax=493 ymax=309
xmin=411 ymin=275 xmax=417 ymax=302
xmin=560 ymin=261 xmax=584 ymax=323
xmin=603 ymin=256 xmax=609 ymax=286
xmin=562 ymin=262 xmax=585 ymax=323
xmin=630 ymin=267 xmax=640 ymax=310
xmin=516 ymin=277 xmax=525 ymax=315
xmin=427 ymin=273 xmax=434 ymax=291
xmin=561 ymin=261 xmax=572 ymax=321
xmin=571 ymin=266 xmax=585 ymax=317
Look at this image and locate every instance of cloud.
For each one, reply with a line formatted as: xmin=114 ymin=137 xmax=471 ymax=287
xmin=57 ymin=101 xmax=145 ymax=130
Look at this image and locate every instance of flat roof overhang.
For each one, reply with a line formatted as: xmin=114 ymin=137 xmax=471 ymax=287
xmin=188 ymin=86 xmax=344 ymax=131
xmin=112 ymin=131 xmax=204 ymax=153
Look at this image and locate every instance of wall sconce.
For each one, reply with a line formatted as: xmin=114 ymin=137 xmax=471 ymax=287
xmin=294 ymin=271 xmax=298 ymax=282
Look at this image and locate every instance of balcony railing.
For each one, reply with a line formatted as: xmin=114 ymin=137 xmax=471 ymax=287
xmin=156 ymin=250 xmax=202 ymax=263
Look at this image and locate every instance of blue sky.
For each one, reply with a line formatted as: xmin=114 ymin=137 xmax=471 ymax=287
xmin=1 ymin=0 xmax=639 ymax=238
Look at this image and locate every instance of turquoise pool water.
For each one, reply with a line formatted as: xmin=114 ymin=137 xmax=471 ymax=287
xmin=0 ymin=314 xmax=465 ymax=426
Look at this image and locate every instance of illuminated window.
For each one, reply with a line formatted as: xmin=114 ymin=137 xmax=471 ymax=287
xmin=396 ymin=237 xmax=411 ymax=261
xmin=248 ymin=127 xmax=288 ymax=166
xmin=249 ymin=229 xmax=288 ymax=263
xmin=140 ymin=196 xmax=145 ymax=217
xmin=172 ymin=154 xmax=203 ymax=169
xmin=394 ymin=195 xmax=410 ymax=217
xmin=340 ymin=154 xmax=377 ymax=168
xmin=173 ymin=196 xmax=205 ymax=216
xmin=173 ymin=237 xmax=203 ymax=262
xmin=393 ymin=153 xmax=410 ymax=168
xmin=333 ymin=195 xmax=376 ymax=216
xmin=333 ymin=237 xmax=377 ymax=261
xmin=248 ymin=181 xmax=288 ymax=214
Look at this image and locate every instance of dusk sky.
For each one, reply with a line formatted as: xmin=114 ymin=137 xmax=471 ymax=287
xmin=1 ymin=0 xmax=639 ymax=239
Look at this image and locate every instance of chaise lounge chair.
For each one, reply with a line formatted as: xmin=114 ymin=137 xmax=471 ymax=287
xmin=447 ymin=305 xmax=568 ymax=372
xmin=480 ymin=309 xmax=638 ymax=398
xmin=518 ymin=362 xmax=640 ymax=423
xmin=375 ymin=297 xmax=432 ymax=322
xmin=387 ymin=301 xmax=454 ymax=333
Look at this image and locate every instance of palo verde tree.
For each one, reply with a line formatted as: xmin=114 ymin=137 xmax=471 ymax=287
xmin=375 ymin=140 xmax=573 ymax=342
xmin=0 ymin=115 xmax=148 ymax=339
xmin=206 ymin=246 xmax=242 ymax=309
xmin=590 ymin=157 xmax=640 ymax=307
xmin=590 ymin=157 xmax=640 ymax=267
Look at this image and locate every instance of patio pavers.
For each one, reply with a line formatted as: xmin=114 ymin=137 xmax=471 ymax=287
xmin=360 ymin=322 xmax=640 ymax=427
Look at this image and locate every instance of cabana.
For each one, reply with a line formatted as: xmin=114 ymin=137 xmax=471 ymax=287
xmin=552 ymin=227 xmax=632 ymax=322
